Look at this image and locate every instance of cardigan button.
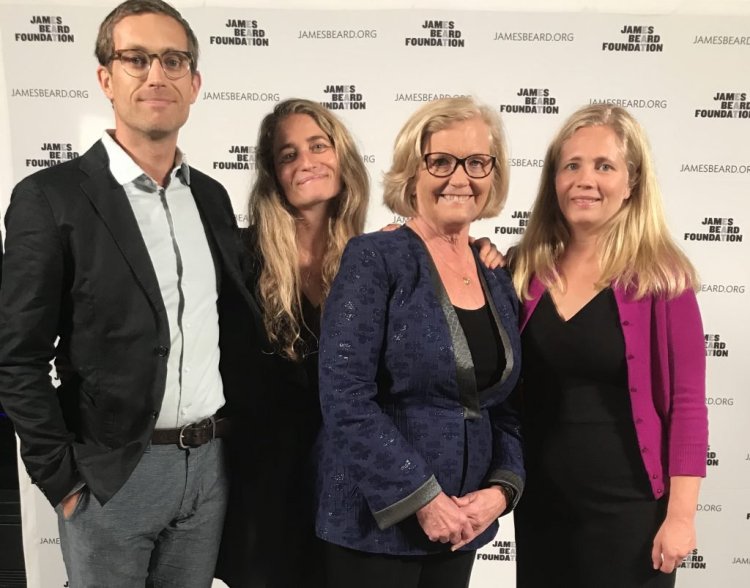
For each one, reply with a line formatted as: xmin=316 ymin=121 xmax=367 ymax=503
xmin=656 ymin=488 xmax=663 ymax=495
xmin=641 ymin=446 xmax=648 ymax=453
xmin=635 ymin=418 xmax=643 ymax=424
xmin=652 ymin=474 xmax=658 ymax=479
xmin=622 ymin=320 xmax=630 ymax=326
xmin=627 ymin=354 xmax=635 ymax=360
xmin=630 ymin=386 xmax=637 ymax=393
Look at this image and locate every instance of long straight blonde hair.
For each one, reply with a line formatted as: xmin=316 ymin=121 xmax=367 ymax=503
xmin=512 ymin=104 xmax=698 ymax=300
xmin=250 ymin=99 xmax=369 ymax=360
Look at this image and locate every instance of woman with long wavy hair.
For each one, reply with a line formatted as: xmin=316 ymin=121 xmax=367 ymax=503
xmin=216 ymin=98 xmax=369 ymax=588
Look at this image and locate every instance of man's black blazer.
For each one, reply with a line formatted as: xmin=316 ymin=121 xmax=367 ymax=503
xmin=0 ymin=140 xmax=262 ymax=507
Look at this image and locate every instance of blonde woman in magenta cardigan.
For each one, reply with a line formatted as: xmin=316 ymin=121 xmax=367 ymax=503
xmin=510 ymin=104 xmax=707 ymax=588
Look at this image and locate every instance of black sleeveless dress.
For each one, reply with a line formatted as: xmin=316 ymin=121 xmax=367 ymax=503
xmin=514 ymin=289 xmax=675 ymax=588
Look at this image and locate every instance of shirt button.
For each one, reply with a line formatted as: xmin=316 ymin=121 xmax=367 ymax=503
xmin=157 ymin=346 xmax=169 ymax=357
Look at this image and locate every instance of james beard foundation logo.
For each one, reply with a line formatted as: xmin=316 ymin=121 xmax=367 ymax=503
xmin=700 ymin=283 xmax=745 ymax=294
xmin=394 ymin=92 xmax=468 ymax=102
xmin=499 ymin=88 xmax=559 ymax=115
xmin=706 ymin=395 xmax=734 ymax=406
xmin=694 ymin=34 xmax=750 ymax=46
xmin=602 ymin=24 xmax=663 ymax=52
xmin=201 ymin=90 xmax=279 ymax=102
xmin=681 ymin=162 xmax=750 ymax=174
xmin=589 ymin=97 xmax=667 ymax=110
xmin=15 ymin=15 xmax=75 ymax=43
xmin=321 ymin=84 xmax=366 ymax=110
xmin=678 ymin=548 xmax=708 ymax=570
xmin=210 ymin=18 xmax=269 ymax=46
xmin=297 ymin=28 xmax=377 ymax=40
xmin=405 ymin=19 xmax=465 ymax=47
xmin=212 ymin=144 xmax=257 ymax=172
xmin=493 ymin=30 xmax=574 ymax=42
xmin=494 ymin=209 xmax=530 ymax=237
xmin=476 ymin=540 xmax=516 ymax=562
xmin=39 ymin=536 xmax=60 ymax=545
xmin=705 ymin=334 xmax=729 ymax=358
xmin=11 ymin=87 xmax=88 ymax=99
xmin=25 ymin=141 xmax=79 ymax=169
xmin=695 ymin=91 xmax=750 ymax=118
xmin=684 ymin=217 xmax=744 ymax=243
xmin=706 ymin=446 xmax=719 ymax=467
xmin=706 ymin=396 xmax=734 ymax=406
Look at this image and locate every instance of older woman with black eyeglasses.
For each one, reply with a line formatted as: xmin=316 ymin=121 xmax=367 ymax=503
xmin=315 ymin=97 xmax=524 ymax=588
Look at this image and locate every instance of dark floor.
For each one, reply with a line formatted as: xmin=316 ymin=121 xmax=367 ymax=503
xmin=0 ymin=411 xmax=27 ymax=587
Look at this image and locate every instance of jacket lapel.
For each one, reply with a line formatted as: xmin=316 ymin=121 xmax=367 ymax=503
xmin=78 ymin=142 xmax=166 ymax=318
xmin=189 ymin=172 xmax=264 ymax=324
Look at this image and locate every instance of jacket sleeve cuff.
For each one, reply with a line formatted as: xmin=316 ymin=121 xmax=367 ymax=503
xmin=372 ymin=475 xmax=441 ymax=530
xmin=486 ymin=469 xmax=524 ymax=512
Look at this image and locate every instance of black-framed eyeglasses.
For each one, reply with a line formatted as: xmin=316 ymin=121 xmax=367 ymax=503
xmin=423 ymin=152 xmax=496 ymax=179
xmin=109 ymin=49 xmax=194 ymax=80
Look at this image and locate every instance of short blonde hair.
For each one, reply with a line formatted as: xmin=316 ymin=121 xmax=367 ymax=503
xmin=512 ymin=103 xmax=698 ymax=300
xmin=383 ymin=97 xmax=509 ymax=219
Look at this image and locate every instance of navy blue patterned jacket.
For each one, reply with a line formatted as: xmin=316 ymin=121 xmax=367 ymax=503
xmin=315 ymin=227 xmax=523 ymax=555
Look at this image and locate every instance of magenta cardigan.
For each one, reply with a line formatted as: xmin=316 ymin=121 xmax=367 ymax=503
xmin=520 ymin=277 xmax=709 ymax=499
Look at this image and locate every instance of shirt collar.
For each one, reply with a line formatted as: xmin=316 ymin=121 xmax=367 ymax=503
xmin=101 ymin=130 xmax=191 ymax=188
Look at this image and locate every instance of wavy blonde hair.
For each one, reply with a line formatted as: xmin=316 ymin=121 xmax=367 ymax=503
xmin=250 ymin=99 xmax=369 ymax=360
xmin=512 ymin=103 xmax=697 ymax=301
xmin=383 ymin=96 xmax=509 ymax=218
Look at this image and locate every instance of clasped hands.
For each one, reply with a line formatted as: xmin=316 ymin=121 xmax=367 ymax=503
xmin=416 ymin=487 xmax=507 ymax=551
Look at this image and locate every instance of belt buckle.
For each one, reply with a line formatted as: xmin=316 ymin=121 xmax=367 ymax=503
xmin=178 ymin=416 xmax=216 ymax=449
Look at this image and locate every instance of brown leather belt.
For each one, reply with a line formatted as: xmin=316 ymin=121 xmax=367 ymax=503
xmin=152 ymin=416 xmax=230 ymax=449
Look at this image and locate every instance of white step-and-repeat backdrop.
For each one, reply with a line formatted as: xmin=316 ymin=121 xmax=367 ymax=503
xmin=0 ymin=1 xmax=748 ymax=586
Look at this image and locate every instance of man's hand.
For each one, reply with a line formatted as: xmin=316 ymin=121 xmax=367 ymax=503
xmin=60 ymin=489 xmax=83 ymax=519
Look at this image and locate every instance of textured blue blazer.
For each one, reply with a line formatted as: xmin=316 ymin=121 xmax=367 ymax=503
xmin=316 ymin=226 xmax=523 ymax=555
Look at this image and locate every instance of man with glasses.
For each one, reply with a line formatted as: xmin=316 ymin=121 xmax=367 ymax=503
xmin=0 ymin=1 xmax=261 ymax=585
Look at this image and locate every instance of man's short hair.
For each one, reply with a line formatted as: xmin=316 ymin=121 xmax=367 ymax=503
xmin=95 ymin=0 xmax=200 ymax=71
